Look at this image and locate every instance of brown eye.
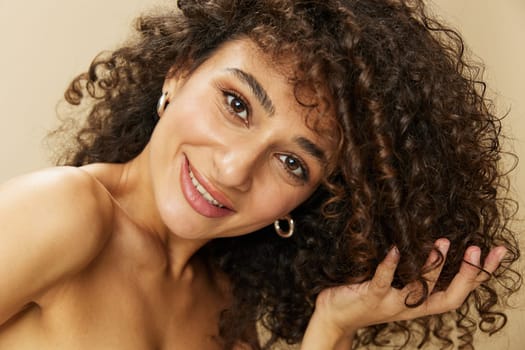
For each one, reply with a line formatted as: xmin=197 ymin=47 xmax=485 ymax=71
xmin=277 ymin=154 xmax=307 ymax=180
xmin=285 ymin=157 xmax=300 ymax=171
xmin=226 ymin=93 xmax=248 ymax=121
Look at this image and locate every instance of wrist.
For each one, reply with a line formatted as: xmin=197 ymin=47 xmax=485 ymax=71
xmin=301 ymin=310 xmax=356 ymax=350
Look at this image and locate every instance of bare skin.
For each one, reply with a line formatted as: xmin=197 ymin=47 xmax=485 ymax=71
xmin=0 ymin=38 xmax=508 ymax=350
xmin=0 ymin=166 xmax=505 ymax=350
xmin=0 ymin=39 xmax=325 ymax=349
xmin=0 ymin=166 xmax=234 ymax=349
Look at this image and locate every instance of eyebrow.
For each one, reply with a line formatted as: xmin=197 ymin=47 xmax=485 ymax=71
xmin=294 ymin=136 xmax=327 ymax=165
xmin=226 ymin=68 xmax=326 ymax=166
xmin=226 ymin=68 xmax=276 ymax=116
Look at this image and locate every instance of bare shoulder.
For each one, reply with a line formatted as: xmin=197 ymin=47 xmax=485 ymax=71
xmin=0 ymin=166 xmax=113 ymax=241
xmin=0 ymin=167 xmax=114 ymax=324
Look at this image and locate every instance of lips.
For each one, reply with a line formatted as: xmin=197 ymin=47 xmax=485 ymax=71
xmin=180 ymin=155 xmax=234 ymax=218
xmin=189 ymin=168 xmax=224 ymax=208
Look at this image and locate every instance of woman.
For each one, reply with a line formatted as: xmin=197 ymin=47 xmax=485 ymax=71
xmin=0 ymin=0 xmax=520 ymax=349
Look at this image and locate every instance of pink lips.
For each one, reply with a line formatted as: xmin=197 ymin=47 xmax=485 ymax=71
xmin=180 ymin=155 xmax=234 ymax=218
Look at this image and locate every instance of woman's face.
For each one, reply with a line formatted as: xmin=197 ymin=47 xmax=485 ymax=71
xmin=148 ymin=39 xmax=332 ymax=239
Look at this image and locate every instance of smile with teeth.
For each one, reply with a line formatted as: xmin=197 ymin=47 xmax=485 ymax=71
xmin=188 ymin=168 xmax=225 ymax=208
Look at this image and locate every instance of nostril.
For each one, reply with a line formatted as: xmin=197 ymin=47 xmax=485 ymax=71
xmin=212 ymin=150 xmax=256 ymax=191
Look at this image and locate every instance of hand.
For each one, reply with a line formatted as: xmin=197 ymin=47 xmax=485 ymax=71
xmin=309 ymin=239 xmax=507 ymax=342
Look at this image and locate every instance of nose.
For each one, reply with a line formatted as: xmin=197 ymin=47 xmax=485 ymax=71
xmin=212 ymin=141 xmax=262 ymax=192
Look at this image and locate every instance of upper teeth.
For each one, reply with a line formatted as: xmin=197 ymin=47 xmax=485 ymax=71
xmin=189 ymin=168 xmax=224 ymax=208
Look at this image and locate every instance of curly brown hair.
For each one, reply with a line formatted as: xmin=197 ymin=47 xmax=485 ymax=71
xmin=52 ymin=0 xmax=521 ymax=349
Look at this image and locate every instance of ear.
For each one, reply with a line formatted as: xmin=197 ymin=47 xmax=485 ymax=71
xmin=160 ymin=78 xmax=178 ymax=101
xmin=161 ymin=66 xmax=189 ymax=95
xmin=157 ymin=67 xmax=189 ymax=118
xmin=157 ymin=68 xmax=189 ymax=118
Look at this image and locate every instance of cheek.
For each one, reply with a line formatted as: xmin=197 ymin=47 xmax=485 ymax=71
xmin=249 ymin=181 xmax=312 ymax=222
xmin=165 ymin=97 xmax=211 ymax=134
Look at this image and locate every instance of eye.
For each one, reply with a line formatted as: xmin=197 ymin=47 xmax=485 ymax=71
xmin=277 ymin=154 xmax=308 ymax=181
xmin=225 ymin=92 xmax=249 ymax=125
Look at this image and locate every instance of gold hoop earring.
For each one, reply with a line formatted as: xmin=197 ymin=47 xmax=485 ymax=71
xmin=156 ymin=91 xmax=169 ymax=117
xmin=274 ymin=215 xmax=294 ymax=238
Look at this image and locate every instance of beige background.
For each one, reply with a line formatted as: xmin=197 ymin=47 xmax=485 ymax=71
xmin=0 ymin=0 xmax=523 ymax=348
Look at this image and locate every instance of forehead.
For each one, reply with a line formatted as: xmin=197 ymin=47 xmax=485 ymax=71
xmin=199 ymin=39 xmax=292 ymax=93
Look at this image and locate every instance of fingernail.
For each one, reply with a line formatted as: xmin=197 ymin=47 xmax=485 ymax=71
xmin=437 ymin=239 xmax=450 ymax=253
xmin=392 ymin=245 xmax=400 ymax=256
xmin=387 ymin=246 xmax=400 ymax=262
xmin=470 ymin=248 xmax=481 ymax=263
xmin=496 ymin=247 xmax=508 ymax=261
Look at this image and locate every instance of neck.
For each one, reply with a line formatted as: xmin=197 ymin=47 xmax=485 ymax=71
xmin=81 ymin=156 xmax=212 ymax=281
xmin=163 ymin=234 xmax=211 ymax=280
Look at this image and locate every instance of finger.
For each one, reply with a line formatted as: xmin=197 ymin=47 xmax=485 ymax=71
xmin=459 ymin=245 xmax=482 ymax=280
xmin=393 ymin=245 xmax=503 ymax=320
xmin=415 ymin=246 xmax=482 ymax=315
xmin=475 ymin=246 xmax=507 ymax=283
xmin=369 ymin=246 xmax=400 ymax=295
xmin=398 ymin=239 xmax=450 ymax=307
xmin=422 ymin=238 xmax=450 ymax=294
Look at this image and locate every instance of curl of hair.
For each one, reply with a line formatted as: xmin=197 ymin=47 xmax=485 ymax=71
xmin=52 ymin=0 xmax=521 ymax=348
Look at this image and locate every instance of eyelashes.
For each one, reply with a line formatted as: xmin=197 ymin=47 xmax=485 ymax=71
xmin=222 ymin=89 xmax=251 ymax=127
xmin=277 ymin=154 xmax=309 ymax=182
xmin=217 ymin=84 xmax=310 ymax=183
